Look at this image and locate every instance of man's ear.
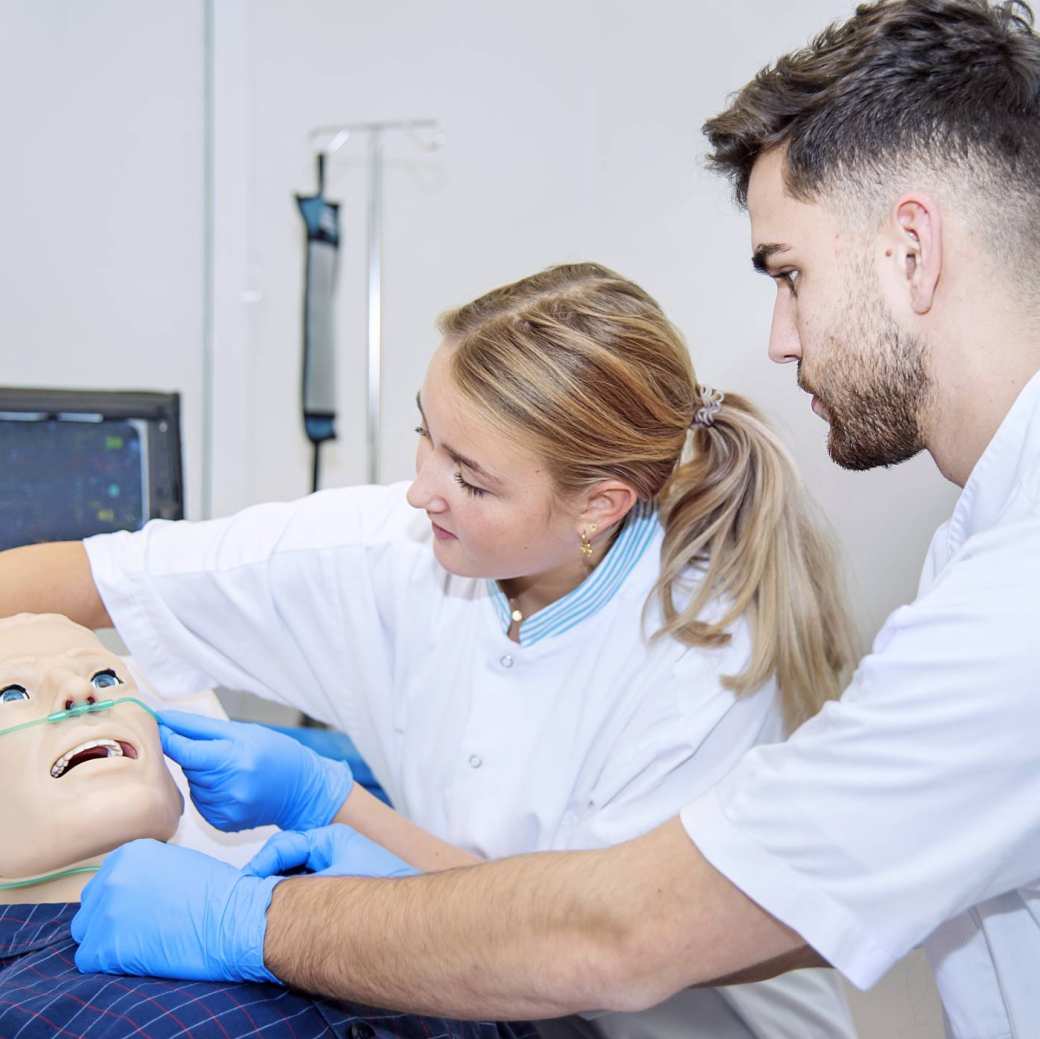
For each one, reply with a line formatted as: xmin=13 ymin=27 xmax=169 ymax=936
xmin=578 ymin=482 xmax=639 ymax=539
xmin=887 ymin=194 xmax=943 ymax=315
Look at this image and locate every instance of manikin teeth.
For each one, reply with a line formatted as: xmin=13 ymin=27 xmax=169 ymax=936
xmin=50 ymin=739 xmax=124 ymax=778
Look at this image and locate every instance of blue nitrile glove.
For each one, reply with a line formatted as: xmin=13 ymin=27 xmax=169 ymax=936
xmin=71 ymin=840 xmax=282 ymax=983
xmin=244 ymin=823 xmax=419 ymax=880
xmin=159 ymin=710 xmax=352 ymax=833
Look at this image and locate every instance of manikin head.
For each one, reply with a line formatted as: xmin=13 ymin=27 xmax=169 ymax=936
xmin=703 ymin=0 xmax=1040 ymax=481
xmin=0 ymin=614 xmax=182 ymax=899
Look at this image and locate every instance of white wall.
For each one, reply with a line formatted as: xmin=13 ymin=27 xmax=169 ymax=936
xmin=0 ymin=0 xmax=958 ymax=686
xmin=210 ymin=5 xmax=955 ymax=1035
xmin=0 ymin=0 xmax=207 ymax=515
xmin=5 ymin=2 xmax=959 ymax=1035
xmin=212 ymin=0 xmax=959 ymax=649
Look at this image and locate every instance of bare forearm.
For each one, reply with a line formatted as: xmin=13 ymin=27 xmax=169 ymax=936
xmin=0 ymin=541 xmax=110 ymax=627
xmin=262 ymin=818 xmax=812 ymax=1019
xmin=265 ymin=848 xmax=624 ymax=1019
xmin=334 ymin=785 xmax=482 ymax=872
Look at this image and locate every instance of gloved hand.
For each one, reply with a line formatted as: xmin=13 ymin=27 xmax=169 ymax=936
xmin=72 ymin=840 xmax=281 ymax=983
xmin=245 ymin=824 xmax=419 ymax=880
xmin=159 ymin=710 xmax=352 ymax=833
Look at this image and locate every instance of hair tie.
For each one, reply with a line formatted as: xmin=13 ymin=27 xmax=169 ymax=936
xmin=692 ymin=385 xmax=724 ymax=428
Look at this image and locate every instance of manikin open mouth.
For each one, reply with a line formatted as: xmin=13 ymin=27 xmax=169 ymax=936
xmin=50 ymin=738 xmax=139 ymax=779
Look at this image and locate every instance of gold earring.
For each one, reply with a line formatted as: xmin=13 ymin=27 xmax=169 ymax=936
xmin=580 ymin=524 xmax=598 ymax=562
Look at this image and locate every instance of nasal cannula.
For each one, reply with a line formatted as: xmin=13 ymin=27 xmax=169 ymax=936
xmin=0 ymin=695 xmax=158 ymax=739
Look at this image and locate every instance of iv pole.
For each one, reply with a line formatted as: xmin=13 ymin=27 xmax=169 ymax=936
xmin=308 ymin=119 xmax=443 ymax=485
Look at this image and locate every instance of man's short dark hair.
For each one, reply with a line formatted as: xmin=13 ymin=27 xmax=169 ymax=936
xmin=704 ymin=0 xmax=1040 ymax=231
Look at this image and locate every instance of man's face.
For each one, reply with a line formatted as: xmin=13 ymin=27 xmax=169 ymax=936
xmin=0 ymin=614 xmax=182 ymax=879
xmin=746 ymin=148 xmax=932 ymax=470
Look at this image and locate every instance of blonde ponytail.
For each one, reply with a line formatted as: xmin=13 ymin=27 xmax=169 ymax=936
xmin=442 ymin=262 xmax=857 ymax=730
xmin=655 ymin=393 xmax=856 ymax=730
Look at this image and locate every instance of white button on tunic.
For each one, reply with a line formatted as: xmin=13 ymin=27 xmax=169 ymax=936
xmin=682 ymin=370 xmax=1040 ymax=1039
xmin=85 ymin=482 xmax=855 ymax=1038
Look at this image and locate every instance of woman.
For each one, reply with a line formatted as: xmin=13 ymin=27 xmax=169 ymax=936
xmin=14 ymin=263 xmax=858 ymax=1036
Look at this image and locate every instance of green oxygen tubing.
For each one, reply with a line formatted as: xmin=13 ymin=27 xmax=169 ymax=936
xmin=0 ymin=695 xmax=158 ymax=738
xmin=0 ymin=696 xmax=160 ymax=892
xmin=0 ymin=866 xmax=100 ymax=891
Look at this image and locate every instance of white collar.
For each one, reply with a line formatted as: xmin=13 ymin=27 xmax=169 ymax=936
xmin=944 ymin=366 xmax=1040 ymax=554
xmin=487 ymin=501 xmax=659 ymax=647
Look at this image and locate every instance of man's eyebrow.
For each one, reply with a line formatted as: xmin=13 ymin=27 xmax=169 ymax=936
xmin=752 ymin=243 xmax=791 ymax=273
xmin=415 ymin=391 xmax=502 ymax=487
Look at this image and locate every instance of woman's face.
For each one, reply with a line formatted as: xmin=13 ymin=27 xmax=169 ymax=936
xmin=0 ymin=614 xmax=183 ymax=879
xmin=406 ymin=342 xmax=583 ymax=580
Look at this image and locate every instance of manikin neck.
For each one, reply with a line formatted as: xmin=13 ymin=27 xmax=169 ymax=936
xmin=0 ymin=855 xmax=103 ymax=906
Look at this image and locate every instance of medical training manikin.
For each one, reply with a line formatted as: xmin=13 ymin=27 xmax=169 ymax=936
xmin=0 ymin=613 xmax=531 ymax=1039
xmin=0 ymin=613 xmax=183 ymax=902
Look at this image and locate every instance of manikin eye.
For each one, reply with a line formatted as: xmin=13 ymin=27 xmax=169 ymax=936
xmin=1 ymin=685 xmax=29 ymax=704
xmin=89 ymin=669 xmax=122 ymax=690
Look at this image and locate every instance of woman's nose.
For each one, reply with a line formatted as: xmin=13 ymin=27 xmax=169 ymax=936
xmin=406 ymin=477 xmax=449 ymax=514
xmin=406 ymin=471 xmax=430 ymax=510
xmin=406 ymin=450 xmax=448 ymax=513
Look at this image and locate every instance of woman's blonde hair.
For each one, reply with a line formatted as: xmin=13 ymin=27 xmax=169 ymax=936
xmin=440 ymin=262 xmax=857 ymax=730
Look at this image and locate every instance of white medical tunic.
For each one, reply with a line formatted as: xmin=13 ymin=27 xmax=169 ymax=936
xmin=85 ymin=485 xmax=854 ymax=1037
xmin=682 ymin=369 xmax=1040 ymax=1039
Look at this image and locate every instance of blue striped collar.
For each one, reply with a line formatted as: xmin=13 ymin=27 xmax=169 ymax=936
xmin=487 ymin=500 xmax=659 ymax=647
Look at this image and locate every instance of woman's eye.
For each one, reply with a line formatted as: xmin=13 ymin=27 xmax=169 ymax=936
xmin=454 ymin=471 xmax=487 ymax=498
xmin=777 ymin=270 xmax=801 ymax=294
xmin=414 ymin=424 xmax=429 ymax=439
xmin=1 ymin=685 xmax=29 ymax=704
xmin=90 ymin=669 xmax=122 ymax=690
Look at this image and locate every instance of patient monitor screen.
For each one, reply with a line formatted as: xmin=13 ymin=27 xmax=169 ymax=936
xmin=0 ymin=416 xmax=148 ymax=550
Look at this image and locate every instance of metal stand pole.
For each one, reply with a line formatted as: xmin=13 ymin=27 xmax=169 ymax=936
xmin=308 ymin=119 xmax=442 ymax=487
xmin=366 ymin=130 xmax=383 ymax=485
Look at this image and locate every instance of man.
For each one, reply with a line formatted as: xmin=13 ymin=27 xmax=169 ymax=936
xmin=0 ymin=613 xmax=528 ymax=1039
xmin=15 ymin=0 xmax=1040 ymax=1036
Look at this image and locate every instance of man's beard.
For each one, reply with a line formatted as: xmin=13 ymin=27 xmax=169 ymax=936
xmin=802 ymin=288 xmax=932 ymax=472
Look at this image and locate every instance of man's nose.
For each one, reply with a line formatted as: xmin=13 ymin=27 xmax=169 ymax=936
xmin=767 ymin=293 xmax=802 ymax=365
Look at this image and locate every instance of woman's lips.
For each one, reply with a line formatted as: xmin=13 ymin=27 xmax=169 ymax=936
xmin=431 ymin=520 xmax=457 ymax=541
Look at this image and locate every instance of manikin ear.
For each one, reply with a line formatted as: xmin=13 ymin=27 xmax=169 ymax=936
xmin=887 ymin=195 xmax=943 ymax=315
xmin=576 ymin=482 xmax=639 ymax=541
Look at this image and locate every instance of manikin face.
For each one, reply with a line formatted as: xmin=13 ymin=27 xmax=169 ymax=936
xmin=747 ymin=148 xmax=932 ymax=470
xmin=406 ymin=342 xmax=586 ymax=580
xmin=0 ymin=614 xmax=182 ymax=880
